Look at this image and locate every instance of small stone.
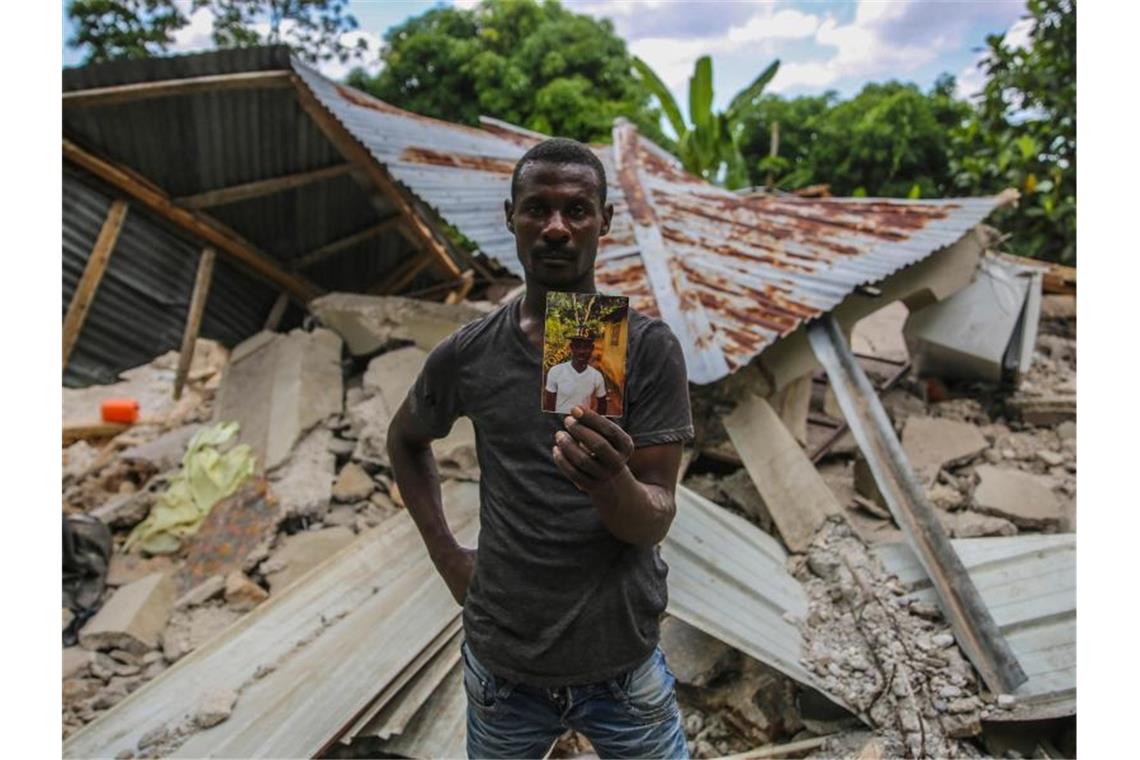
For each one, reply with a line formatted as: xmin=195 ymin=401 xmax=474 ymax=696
xmin=195 ymin=688 xmax=239 ymax=728
xmin=1037 ymin=450 xmax=1064 ymax=467
xmin=92 ymin=681 xmax=130 ymax=709
xmin=324 ymin=504 xmax=358 ymax=530
xmin=828 ymin=663 xmax=844 ymax=677
xmin=997 ymin=693 xmax=1016 ymax=709
xmin=332 ymin=462 xmax=374 ymax=502
xmin=947 ymin=697 xmax=980 ymax=714
xmin=932 ymin=633 xmax=954 ymax=648
xmin=63 ymin=648 xmax=96 ymax=679
xmin=63 ymin=678 xmax=101 ymax=703
xmin=173 ymin=575 xmax=226 ymax=610
xmin=807 ymin=550 xmax=841 ymax=582
xmin=115 ymin=750 xmax=134 ymax=760
xmin=1000 ymin=448 xmax=1017 ymax=460
xmin=939 ymin=684 xmax=963 ymax=699
xmin=224 ymin=571 xmax=269 ymax=612
xmin=1056 ymin=421 xmax=1076 ymax=440
xmin=327 ymin=437 xmax=356 ymax=458
xmin=63 ymin=607 xmax=75 ymax=631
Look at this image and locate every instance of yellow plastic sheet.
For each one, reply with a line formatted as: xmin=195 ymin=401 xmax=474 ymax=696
xmin=125 ymin=422 xmax=256 ymax=555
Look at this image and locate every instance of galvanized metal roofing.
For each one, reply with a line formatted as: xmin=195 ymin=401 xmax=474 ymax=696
xmin=293 ymin=58 xmax=1011 ymax=383
xmin=874 ymin=533 xmax=1075 ymax=721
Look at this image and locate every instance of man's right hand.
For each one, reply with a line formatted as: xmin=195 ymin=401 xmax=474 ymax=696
xmin=434 ymin=545 xmax=477 ymax=605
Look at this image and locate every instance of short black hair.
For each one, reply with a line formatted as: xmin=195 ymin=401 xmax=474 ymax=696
xmin=511 ymin=137 xmax=607 ymax=206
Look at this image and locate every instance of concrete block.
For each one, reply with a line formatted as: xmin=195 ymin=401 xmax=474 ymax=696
xmin=332 ymin=462 xmax=374 ymax=503
xmin=658 ymin=616 xmax=736 ymax=688
xmin=268 ymin=427 xmax=335 ymax=519
xmin=119 ymin=424 xmax=204 ymax=472
xmin=973 ymin=465 xmax=1063 ymax=528
xmin=263 ymin=527 xmax=357 ymax=593
xmin=309 ymin=292 xmax=483 ymax=356
xmin=224 ymin=572 xmax=268 ymax=612
xmin=901 ymin=416 xmax=988 ymax=484
xmin=80 ymin=571 xmax=175 ymax=655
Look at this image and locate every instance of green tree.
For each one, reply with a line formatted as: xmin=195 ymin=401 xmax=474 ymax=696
xmin=66 ymin=0 xmax=366 ymax=66
xmin=346 ymin=0 xmax=667 ymax=145
xmin=951 ymin=0 xmax=1075 ymax=263
xmin=632 ymin=54 xmax=779 ymax=188
xmin=735 ymin=91 xmax=836 ymax=189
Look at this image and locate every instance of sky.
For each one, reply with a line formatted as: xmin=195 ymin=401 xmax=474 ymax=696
xmin=62 ymin=0 xmax=1031 ymax=113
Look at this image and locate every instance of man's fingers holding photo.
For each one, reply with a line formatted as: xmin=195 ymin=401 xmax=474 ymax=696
xmin=561 ymin=415 xmax=623 ymax=468
xmin=554 ymin=431 xmax=610 ymax=480
xmin=568 ymin=406 xmax=634 ymax=459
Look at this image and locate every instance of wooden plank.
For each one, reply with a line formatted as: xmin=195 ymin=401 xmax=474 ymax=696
xmin=721 ymin=393 xmax=840 ymax=553
xmin=175 ymin=163 xmax=352 ymax=209
xmin=63 ymin=482 xmax=479 ymax=759
xmin=263 ymin=291 xmax=290 ymax=332
xmin=63 ymin=70 xmax=293 ymax=108
xmin=443 ymin=270 xmax=475 ymax=304
xmin=367 ymin=252 xmax=433 ymax=296
xmin=63 ymin=139 xmax=321 ymax=303
xmin=769 ymin=372 xmax=812 ymax=447
xmin=292 ymin=215 xmax=401 ymax=270
xmin=63 ymin=422 xmax=129 ymax=446
xmin=173 ymin=248 xmax=216 ymax=400
xmin=719 ymin=734 xmax=836 ymax=759
xmin=288 ymin=74 xmax=462 ymax=279
xmin=63 ymin=200 xmax=129 ymax=368
xmin=808 ymin=314 xmax=1026 ymax=694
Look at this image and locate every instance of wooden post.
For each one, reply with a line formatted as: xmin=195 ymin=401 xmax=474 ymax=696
xmin=367 ymin=252 xmax=433 ymax=296
xmin=63 ymin=200 xmax=129 ymax=369
xmin=263 ymin=291 xmax=290 ymax=332
xmin=444 ymin=270 xmax=476 ymax=304
xmin=173 ymin=248 xmax=217 ymax=400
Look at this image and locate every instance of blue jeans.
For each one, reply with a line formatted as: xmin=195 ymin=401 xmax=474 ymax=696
xmin=463 ymin=641 xmax=689 ymax=759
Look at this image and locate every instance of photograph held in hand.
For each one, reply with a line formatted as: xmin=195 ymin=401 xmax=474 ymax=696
xmin=542 ymin=291 xmax=629 ymax=417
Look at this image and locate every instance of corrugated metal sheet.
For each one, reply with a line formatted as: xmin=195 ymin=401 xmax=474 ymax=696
xmin=293 ymin=58 xmax=1010 ymax=383
xmin=63 ymin=166 xmax=276 ymax=386
xmin=874 ymin=533 xmax=1075 ymax=721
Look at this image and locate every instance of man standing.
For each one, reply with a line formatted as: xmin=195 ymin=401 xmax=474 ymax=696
xmin=388 ymin=138 xmax=692 ymax=759
xmin=544 ymin=333 xmax=608 ymax=415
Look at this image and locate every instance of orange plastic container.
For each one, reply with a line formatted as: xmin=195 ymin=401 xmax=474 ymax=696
xmin=101 ymin=398 xmax=140 ymax=424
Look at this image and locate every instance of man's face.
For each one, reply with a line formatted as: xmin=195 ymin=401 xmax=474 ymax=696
xmin=570 ymin=339 xmax=594 ymax=364
xmin=505 ymin=161 xmax=614 ymax=288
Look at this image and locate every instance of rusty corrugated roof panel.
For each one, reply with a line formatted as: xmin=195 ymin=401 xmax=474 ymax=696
xmin=297 ymin=59 xmax=1012 ymax=384
xmin=874 ymin=534 xmax=1075 ymax=721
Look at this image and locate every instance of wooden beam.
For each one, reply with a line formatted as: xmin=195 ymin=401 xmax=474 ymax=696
xmin=263 ymin=291 xmax=290 ymax=332
xmin=289 ymin=74 xmax=463 ymax=280
xmin=63 ymin=139 xmax=321 ymax=303
xmin=63 ymin=200 xmax=129 ymax=368
xmin=175 ymin=163 xmax=353 ymax=209
xmin=368 ymin=253 xmax=434 ymax=296
xmin=443 ymin=270 xmax=475 ymax=304
xmin=173 ymin=248 xmax=217 ymax=400
xmin=293 ymin=216 xmax=402 ymax=270
xmin=63 ymin=70 xmax=294 ymax=109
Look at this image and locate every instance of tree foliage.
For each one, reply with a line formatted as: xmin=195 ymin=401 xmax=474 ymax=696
xmin=66 ymin=0 xmax=366 ymax=65
xmin=346 ymin=0 xmax=667 ymax=145
xmin=632 ymin=55 xmax=779 ymax=188
xmin=951 ymin=0 xmax=1076 ymax=263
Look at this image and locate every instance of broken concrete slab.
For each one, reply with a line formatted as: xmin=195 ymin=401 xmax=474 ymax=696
xmin=901 ymin=416 xmax=988 ymax=484
xmin=195 ymin=688 xmax=239 ymax=728
xmin=163 ymin=604 xmax=244 ymax=662
xmin=213 ymin=328 xmax=343 ymax=472
xmin=309 ymin=292 xmax=483 ymax=356
xmin=1011 ymin=396 xmax=1076 ymax=426
xmin=722 ymin=393 xmax=840 ymax=553
xmin=937 ymin=509 xmax=1017 ymax=539
xmin=119 ymin=424 xmax=204 ymax=472
xmin=263 ymin=526 xmax=357 ymax=593
xmin=851 ymin=301 xmax=910 ymax=366
xmin=659 ymin=616 xmax=736 ymax=688
xmin=174 ymin=575 xmax=225 ymax=610
xmin=92 ymin=487 xmax=157 ymax=530
xmin=64 ymin=647 xmax=96 ymax=679
xmin=80 ymin=571 xmax=176 ymax=655
xmin=105 ymin=553 xmax=175 ymax=588
xmin=972 ymin=466 xmax=1063 ymax=529
xmin=333 ymin=462 xmax=374 ymax=502
xmin=224 ymin=572 xmax=268 ymax=612
xmin=178 ymin=480 xmax=280 ymax=594
xmin=267 ymin=427 xmax=335 ymax=519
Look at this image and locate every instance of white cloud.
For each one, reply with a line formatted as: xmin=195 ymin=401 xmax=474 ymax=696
xmin=169 ymin=3 xmax=215 ymax=53
xmin=318 ymin=29 xmax=383 ymax=80
xmin=954 ymin=15 xmax=1036 ymax=102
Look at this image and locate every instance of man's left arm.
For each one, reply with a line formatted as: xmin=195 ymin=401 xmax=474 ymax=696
xmin=553 ymin=407 xmax=682 ymax=547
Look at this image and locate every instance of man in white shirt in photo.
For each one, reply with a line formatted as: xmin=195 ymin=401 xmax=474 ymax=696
xmin=545 ymin=333 xmax=608 ymax=415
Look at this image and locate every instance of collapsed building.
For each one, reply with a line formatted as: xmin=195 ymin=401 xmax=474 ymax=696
xmin=62 ymin=47 xmax=1076 ymax=758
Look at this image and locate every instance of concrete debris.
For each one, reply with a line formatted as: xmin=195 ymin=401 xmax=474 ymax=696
xmin=309 ymin=292 xmax=483 ymax=356
xmin=106 ymin=553 xmax=175 ymax=588
xmin=174 ymin=575 xmax=225 ymax=610
xmin=901 ymin=416 xmax=988 ymax=484
xmin=64 ymin=441 xmax=101 ymax=482
xmin=972 ymin=465 xmax=1063 ymax=529
xmin=224 ymin=572 xmax=268 ymax=612
xmin=194 ymin=688 xmax=239 ymax=728
xmin=92 ymin=487 xmax=157 ymax=530
xmin=163 ymin=604 xmax=243 ymax=662
xmin=1011 ymin=396 xmax=1076 ymax=426
xmin=64 ymin=647 xmax=96 ymax=679
xmin=797 ymin=518 xmax=984 ymax=759
xmin=213 ymin=328 xmax=343 ymax=471
xmin=332 ymin=462 xmax=375 ymax=502
xmin=119 ymin=424 xmax=204 ymax=472
xmin=80 ymin=571 xmax=176 ymax=655
xmin=263 ymin=526 xmax=356 ymax=593
xmin=659 ymin=616 xmax=736 ymax=688
xmin=267 ymin=426 xmax=335 ymax=519
xmin=177 ymin=480 xmax=280 ymax=594
xmin=937 ymin=509 xmax=1017 ymax=539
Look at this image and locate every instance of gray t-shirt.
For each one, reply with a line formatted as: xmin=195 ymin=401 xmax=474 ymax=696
xmin=406 ymin=296 xmax=694 ymax=687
